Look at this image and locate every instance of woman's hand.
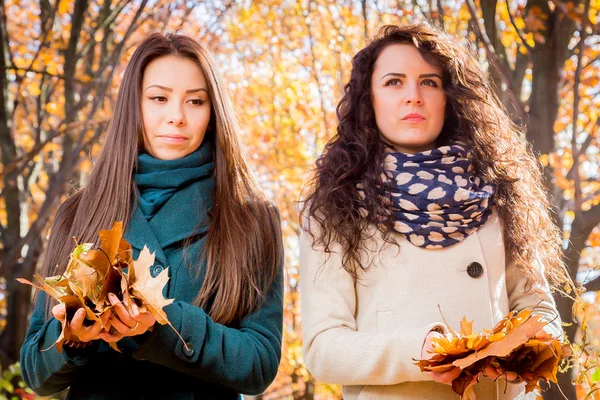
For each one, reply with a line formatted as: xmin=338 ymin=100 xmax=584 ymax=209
xmin=421 ymin=330 xmax=462 ymax=385
xmin=52 ymin=303 xmax=110 ymax=343
xmin=99 ymin=292 xmax=156 ymax=343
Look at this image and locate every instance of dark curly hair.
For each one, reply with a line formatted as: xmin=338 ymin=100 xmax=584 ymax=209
xmin=300 ymin=23 xmax=565 ymax=290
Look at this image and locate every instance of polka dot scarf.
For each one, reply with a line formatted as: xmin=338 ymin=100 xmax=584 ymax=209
xmin=364 ymin=144 xmax=496 ymax=249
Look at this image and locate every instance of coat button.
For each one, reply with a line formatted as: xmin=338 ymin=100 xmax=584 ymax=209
xmin=152 ymin=264 xmax=164 ymax=276
xmin=467 ymin=262 xmax=484 ymax=278
xmin=183 ymin=343 xmax=195 ymax=357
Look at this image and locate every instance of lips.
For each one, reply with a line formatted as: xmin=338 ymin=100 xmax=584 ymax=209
xmin=402 ymin=113 xmax=425 ymax=122
xmin=158 ymin=135 xmax=188 ymax=143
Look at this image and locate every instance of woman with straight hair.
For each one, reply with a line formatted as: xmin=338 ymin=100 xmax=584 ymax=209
xmin=20 ymin=32 xmax=284 ymax=399
xmin=299 ymin=23 xmax=564 ymax=399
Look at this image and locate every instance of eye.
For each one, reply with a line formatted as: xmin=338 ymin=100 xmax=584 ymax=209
xmin=150 ymin=96 xmax=167 ymax=103
xmin=421 ymin=79 xmax=439 ymax=87
xmin=384 ymin=78 xmax=401 ymax=87
xmin=189 ymin=99 xmax=206 ymax=106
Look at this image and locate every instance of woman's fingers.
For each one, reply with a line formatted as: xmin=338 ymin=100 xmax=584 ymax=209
xmin=63 ymin=306 xmax=115 ymax=342
xmin=482 ymin=364 xmax=502 ymax=380
xmin=109 ymin=314 xmax=133 ymax=335
xmin=51 ymin=304 xmax=66 ymax=322
xmin=100 ymin=311 xmax=111 ymax=328
xmin=70 ymin=308 xmax=86 ymax=331
xmin=108 ymin=293 xmax=137 ymax=329
xmin=421 ymin=331 xmax=443 ymax=360
xmin=437 ymin=367 xmax=462 ymax=385
xmin=108 ymin=297 xmax=156 ymax=336
xmin=426 ymin=365 xmax=462 ymax=385
xmin=131 ymin=303 xmax=156 ymax=328
xmin=99 ymin=330 xmax=123 ymax=343
xmin=57 ymin=296 xmax=156 ymax=344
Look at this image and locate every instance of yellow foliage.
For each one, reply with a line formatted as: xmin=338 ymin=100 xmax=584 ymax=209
xmin=58 ymin=0 xmax=71 ymax=15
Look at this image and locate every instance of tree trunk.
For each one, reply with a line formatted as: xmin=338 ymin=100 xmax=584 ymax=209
xmin=526 ymin=0 xmax=576 ymax=157
xmin=0 ymin=267 xmax=33 ymax=367
xmin=543 ymin=205 xmax=600 ymax=399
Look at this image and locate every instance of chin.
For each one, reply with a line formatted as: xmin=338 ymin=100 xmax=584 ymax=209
xmin=153 ymin=150 xmax=187 ymax=160
xmin=391 ymin=143 xmax=436 ymax=154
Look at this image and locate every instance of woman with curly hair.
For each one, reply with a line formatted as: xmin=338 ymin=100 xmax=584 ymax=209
xmin=299 ymin=23 xmax=564 ymax=399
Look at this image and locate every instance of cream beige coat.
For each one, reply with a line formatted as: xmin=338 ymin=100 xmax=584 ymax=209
xmin=299 ymin=209 xmax=562 ymax=400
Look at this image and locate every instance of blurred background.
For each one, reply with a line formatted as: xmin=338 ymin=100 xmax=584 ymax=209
xmin=0 ymin=0 xmax=598 ymax=399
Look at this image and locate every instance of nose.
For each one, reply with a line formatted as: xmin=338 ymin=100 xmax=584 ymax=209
xmin=404 ymin=83 xmax=423 ymax=106
xmin=167 ymin=103 xmax=186 ymax=126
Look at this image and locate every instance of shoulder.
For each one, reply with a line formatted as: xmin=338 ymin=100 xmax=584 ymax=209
xmin=474 ymin=207 xmax=506 ymax=253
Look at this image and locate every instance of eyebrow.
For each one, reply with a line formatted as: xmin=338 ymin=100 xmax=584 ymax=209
xmin=144 ymin=84 xmax=208 ymax=94
xmin=380 ymin=72 xmax=443 ymax=81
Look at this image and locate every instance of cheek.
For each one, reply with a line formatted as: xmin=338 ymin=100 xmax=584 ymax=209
xmin=372 ymin=93 xmax=395 ymax=124
xmin=430 ymin=95 xmax=447 ymax=123
xmin=141 ymin=103 xmax=157 ymax=133
xmin=190 ymin=111 xmax=211 ymax=138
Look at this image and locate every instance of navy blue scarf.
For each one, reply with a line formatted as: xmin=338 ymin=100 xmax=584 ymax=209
xmin=134 ymin=141 xmax=214 ymax=220
xmin=360 ymin=144 xmax=496 ymax=249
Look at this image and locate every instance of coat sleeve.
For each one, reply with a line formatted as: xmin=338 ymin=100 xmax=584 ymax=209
xmin=506 ymin=259 xmax=563 ymax=339
xmin=132 ymin=259 xmax=284 ymax=396
xmin=299 ymin=227 xmax=439 ymax=386
xmin=19 ymin=291 xmax=101 ymax=396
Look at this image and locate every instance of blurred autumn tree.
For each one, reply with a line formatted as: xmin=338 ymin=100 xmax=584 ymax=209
xmin=1 ymin=0 xmax=599 ymax=399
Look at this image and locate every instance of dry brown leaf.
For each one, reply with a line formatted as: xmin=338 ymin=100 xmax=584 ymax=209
xmin=97 ymin=266 xmax=123 ymax=311
xmin=67 ymin=259 xmax=99 ymax=299
xmin=414 ymin=309 xmax=567 ymax=398
xmin=99 ymin=221 xmax=123 ymax=264
xmin=16 ymin=275 xmax=65 ymax=301
xmin=453 ymin=314 xmax=547 ymax=369
xmin=128 ymin=246 xmax=173 ymax=325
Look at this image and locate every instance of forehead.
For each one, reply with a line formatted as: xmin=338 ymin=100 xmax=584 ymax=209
xmin=143 ymin=55 xmax=206 ymax=85
xmin=373 ymin=43 xmax=442 ymax=75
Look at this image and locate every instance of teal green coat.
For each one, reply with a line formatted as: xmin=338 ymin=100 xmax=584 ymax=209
xmin=20 ymin=178 xmax=284 ymax=399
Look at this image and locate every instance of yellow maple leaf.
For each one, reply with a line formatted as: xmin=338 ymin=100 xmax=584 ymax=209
xmin=128 ymin=246 xmax=174 ymax=325
xmin=459 ymin=317 xmax=474 ymax=336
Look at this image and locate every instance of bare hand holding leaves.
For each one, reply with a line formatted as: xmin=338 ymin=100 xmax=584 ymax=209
xmin=18 ymin=221 xmax=185 ymax=353
xmin=415 ymin=309 xmax=570 ymax=399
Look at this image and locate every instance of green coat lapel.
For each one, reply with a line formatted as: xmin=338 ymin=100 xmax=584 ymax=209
xmin=125 ymin=205 xmax=169 ymax=265
xmin=125 ymin=174 xmax=215 ymax=266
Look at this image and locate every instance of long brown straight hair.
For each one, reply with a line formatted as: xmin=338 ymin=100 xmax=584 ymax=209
xmin=40 ymin=33 xmax=283 ymax=326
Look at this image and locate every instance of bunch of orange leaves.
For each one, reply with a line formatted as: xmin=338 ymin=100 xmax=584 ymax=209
xmin=18 ymin=221 xmax=185 ymax=353
xmin=415 ymin=309 xmax=571 ymax=399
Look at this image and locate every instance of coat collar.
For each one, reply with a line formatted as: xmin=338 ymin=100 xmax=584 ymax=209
xmin=125 ymin=176 xmax=215 ymax=265
xmin=125 ymin=205 xmax=169 ymax=265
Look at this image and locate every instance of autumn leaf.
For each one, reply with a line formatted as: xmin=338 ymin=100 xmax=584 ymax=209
xmin=79 ymin=221 xmax=125 ymax=278
xmin=53 ymin=295 xmax=85 ymax=353
xmin=460 ymin=317 xmax=474 ymax=336
xmin=99 ymin=221 xmax=123 ymax=260
xmin=16 ymin=275 xmax=66 ymax=301
xmin=125 ymin=246 xmax=188 ymax=348
xmin=415 ymin=309 xmax=568 ymax=397
xmin=127 ymin=246 xmax=173 ymax=325
xmin=97 ymin=265 xmax=123 ymax=310
xmin=453 ymin=313 xmax=547 ymax=369
xmin=66 ymin=257 xmax=99 ymax=299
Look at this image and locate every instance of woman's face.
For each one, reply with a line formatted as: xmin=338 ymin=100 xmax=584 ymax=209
xmin=371 ymin=44 xmax=447 ymax=154
xmin=141 ymin=55 xmax=212 ymax=160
